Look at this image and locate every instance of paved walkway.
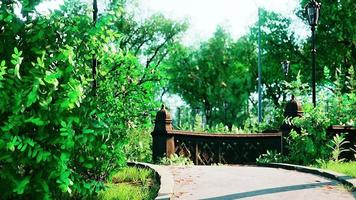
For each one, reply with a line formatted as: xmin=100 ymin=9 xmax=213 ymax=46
xmin=166 ymin=165 xmax=355 ymax=200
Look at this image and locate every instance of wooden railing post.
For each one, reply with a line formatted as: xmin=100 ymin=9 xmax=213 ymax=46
xmin=280 ymin=95 xmax=303 ymax=155
xmin=151 ymin=105 xmax=175 ymax=162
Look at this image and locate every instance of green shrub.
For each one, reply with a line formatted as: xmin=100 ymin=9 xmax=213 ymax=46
xmin=328 ymin=133 xmax=350 ymax=162
xmin=286 ymin=105 xmax=332 ymax=165
xmin=159 ymin=154 xmax=194 ymax=165
xmin=124 ymin=128 xmax=153 ymax=163
xmin=98 ymin=167 xmax=158 ymax=200
xmin=283 ymin=68 xmax=355 ymax=165
xmin=0 ymin=2 xmax=127 ymax=199
xmin=256 ymin=150 xmax=284 ymax=164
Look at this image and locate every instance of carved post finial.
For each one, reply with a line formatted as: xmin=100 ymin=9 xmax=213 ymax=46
xmin=151 ymin=106 xmax=175 ymax=162
xmin=153 ymin=105 xmax=172 ymax=134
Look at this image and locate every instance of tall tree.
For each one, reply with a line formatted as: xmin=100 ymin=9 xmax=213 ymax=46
xmin=166 ymin=27 xmax=255 ymax=129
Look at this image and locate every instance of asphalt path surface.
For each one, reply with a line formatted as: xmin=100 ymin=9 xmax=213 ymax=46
xmin=167 ymin=165 xmax=355 ymax=200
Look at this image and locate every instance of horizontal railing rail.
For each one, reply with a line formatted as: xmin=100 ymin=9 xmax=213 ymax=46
xmin=151 ymin=107 xmax=283 ymax=165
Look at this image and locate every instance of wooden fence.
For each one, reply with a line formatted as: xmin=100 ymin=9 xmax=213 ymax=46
xmin=151 ymin=107 xmax=283 ymax=164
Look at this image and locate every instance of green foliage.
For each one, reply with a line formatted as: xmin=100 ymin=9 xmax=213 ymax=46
xmin=166 ymin=27 xmax=255 ymax=129
xmin=298 ymin=0 xmax=356 ymax=94
xmin=284 ymin=71 xmax=309 ymax=98
xmin=250 ymin=9 xmax=303 ymax=108
xmin=328 ymin=134 xmax=350 ymax=162
xmin=284 ymin=68 xmax=355 ymax=165
xmin=287 ymin=106 xmax=332 ymax=165
xmin=256 ymin=150 xmax=284 ymax=164
xmin=0 ymin=0 xmax=185 ymax=198
xmin=98 ymin=167 xmax=159 ymax=200
xmin=0 ymin=2 xmax=118 ymax=195
xmin=124 ymin=128 xmax=153 ymax=163
xmin=316 ymin=161 xmax=356 ymax=178
xmin=176 ymin=110 xmax=275 ymax=134
xmin=243 ymin=112 xmax=280 ymax=133
xmin=98 ymin=183 xmax=148 ymax=200
xmin=324 ymin=67 xmax=356 ymax=126
xmin=352 ymin=145 xmax=356 ymax=160
xmin=110 ymin=167 xmax=154 ymax=186
xmin=159 ymin=154 xmax=194 ymax=166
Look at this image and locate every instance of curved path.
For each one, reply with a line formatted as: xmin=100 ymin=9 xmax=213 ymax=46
xmin=165 ymin=165 xmax=355 ymax=200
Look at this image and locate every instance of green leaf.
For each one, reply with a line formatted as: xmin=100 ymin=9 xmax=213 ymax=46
xmin=13 ymin=177 xmax=30 ymax=194
xmin=40 ymin=180 xmax=49 ymax=194
xmin=17 ymin=143 xmax=23 ymax=151
xmin=83 ymin=163 xmax=93 ymax=169
xmin=36 ymin=150 xmax=43 ymax=163
xmin=10 ymin=59 xmax=17 ymax=65
xmin=25 ymin=117 xmax=45 ymax=126
xmin=60 ymin=152 xmax=70 ymax=162
xmin=32 ymin=148 xmax=39 ymax=158
xmin=25 ymin=138 xmax=35 ymax=147
xmin=15 ymin=64 xmax=21 ymax=79
xmin=26 ymin=85 xmax=38 ymax=107
xmin=39 ymin=96 xmax=52 ymax=108
xmin=20 ymin=144 xmax=28 ymax=152
xmin=7 ymin=143 xmax=15 ymax=152
xmin=83 ymin=128 xmax=94 ymax=134
xmin=27 ymin=148 xmax=32 ymax=157
xmin=60 ymin=121 xmax=66 ymax=127
xmin=44 ymin=70 xmax=61 ymax=87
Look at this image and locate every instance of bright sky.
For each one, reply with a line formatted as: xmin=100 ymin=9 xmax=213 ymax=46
xmin=37 ymin=0 xmax=308 ymax=45
xmin=137 ymin=0 xmax=308 ymax=45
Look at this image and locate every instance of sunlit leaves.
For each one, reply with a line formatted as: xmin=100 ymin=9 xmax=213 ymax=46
xmin=13 ymin=177 xmax=30 ymax=195
xmin=10 ymin=48 xmax=23 ymax=80
xmin=0 ymin=60 xmax=7 ymax=88
xmin=0 ymin=0 xmax=169 ymax=198
xmin=25 ymin=117 xmax=46 ymax=126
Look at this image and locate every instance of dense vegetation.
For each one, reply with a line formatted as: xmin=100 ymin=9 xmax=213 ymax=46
xmin=98 ymin=167 xmax=159 ymax=200
xmin=166 ymin=1 xmax=355 ymax=131
xmin=0 ymin=0 xmax=185 ymax=198
xmin=0 ymin=0 xmax=355 ymax=199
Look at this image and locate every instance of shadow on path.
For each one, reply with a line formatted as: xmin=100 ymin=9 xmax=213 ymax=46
xmin=202 ymin=181 xmax=338 ymax=200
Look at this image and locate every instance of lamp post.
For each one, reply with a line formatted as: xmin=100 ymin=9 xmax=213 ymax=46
xmin=305 ymin=0 xmax=320 ymax=108
xmin=258 ymin=7 xmax=262 ymax=123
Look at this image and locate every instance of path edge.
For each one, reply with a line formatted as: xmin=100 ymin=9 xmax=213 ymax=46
xmin=258 ymin=162 xmax=356 ymax=192
xmin=128 ymin=162 xmax=173 ymax=200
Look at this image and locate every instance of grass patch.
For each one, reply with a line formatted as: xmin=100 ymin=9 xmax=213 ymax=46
xmin=318 ymin=161 xmax=356 ymax=178
xmin=98 ymin=167 xmax=159 ymax=200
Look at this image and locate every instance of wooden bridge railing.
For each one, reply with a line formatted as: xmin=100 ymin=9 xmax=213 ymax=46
xmin=151 ymin=106 xmax=283 ymax=164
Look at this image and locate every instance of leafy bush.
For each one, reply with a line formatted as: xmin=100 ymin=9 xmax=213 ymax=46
xmin=283 ymin=68 xmax=355 ymax=165
xmin=0 ymin=1 xmax=156 ymax=198
xmin=159 ymin=154 xmax=194 ymax=166
xmin=328 ymin=134 xmax=350 ymax=162
xmin=286 ymin=105 xmax=332 ymax=165
xmin=0 ymin=46 xmax=111 ymax=198
xmin=124 ymin=128 xmax=153 ymax=163
xmin=256 ymin=150 xmax=284 ymax=164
